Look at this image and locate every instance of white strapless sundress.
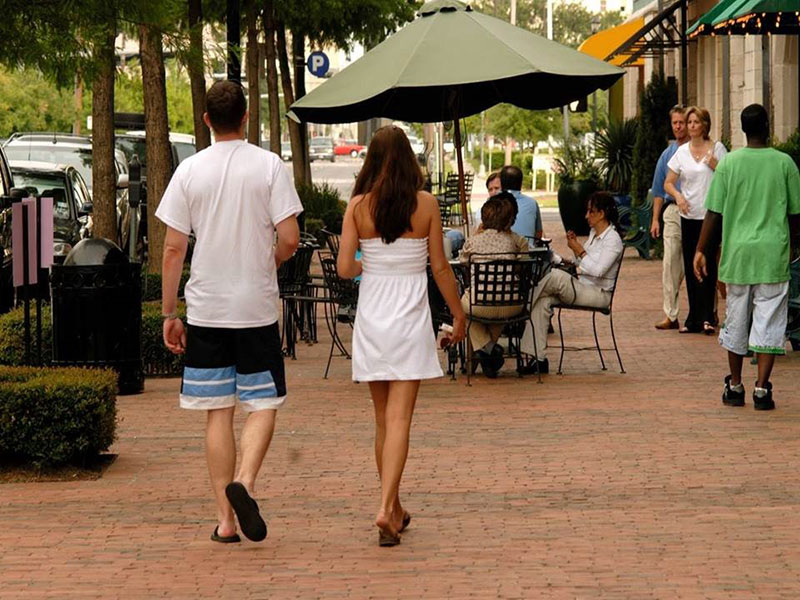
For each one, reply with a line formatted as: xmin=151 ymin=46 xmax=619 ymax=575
xmin=352 ymin=237 xmax=443 ymax=382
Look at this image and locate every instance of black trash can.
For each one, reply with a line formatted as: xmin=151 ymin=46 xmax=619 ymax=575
xmin=50 ymin=238 xmax=144 ymax=395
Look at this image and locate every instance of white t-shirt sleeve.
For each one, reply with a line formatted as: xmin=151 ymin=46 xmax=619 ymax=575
xmin=268 ymin=160 xmax=304 ymax=226
xmin=155 ymin=167 xmax=192 ymax=235
xmin=667 ymin=149 xmax=682 ymax=175
xmin=713 ymin=141 xmax=728 ymax=162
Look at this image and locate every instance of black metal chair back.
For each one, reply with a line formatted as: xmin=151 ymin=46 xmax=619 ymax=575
xmin=320 ymin=255 xmax=358 ymax=308
xmin=278 ymin=244 xmax=315 ymax=297
xmin=468 ymin=255 xmax=538 ymax=308
xmin=320 ymin=229 xmax=340 ymax=256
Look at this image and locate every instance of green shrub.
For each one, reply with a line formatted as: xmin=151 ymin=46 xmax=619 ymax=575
xmin=0 ymin=304 xmax=52 ymax=366
xmin=774 ymin=128 xmax=800 ymax=170
xmin=0 ymin=301 xmax=184 ymax=376
xmin=142 ymin=269 xmax=190 ymax=302
xmin=297 ymin=182 xmax=345 ymax=234
xmin=0 ymin=366 xmax=117 ymax=467
xmin=141 ymin=301 xmax=184 ymax=376
xmin=630 ymin=71 xmax=678 ymax=206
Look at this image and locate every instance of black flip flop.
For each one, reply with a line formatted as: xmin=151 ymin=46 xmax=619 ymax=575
xmin=225 ymin=482 xmax=267 ymax=542
xmin=210 ymin=526 xmax=241 ymax=544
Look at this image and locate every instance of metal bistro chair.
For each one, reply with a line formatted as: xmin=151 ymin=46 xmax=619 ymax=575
xmin=787 ymin=256 xmax=800 ymax=351
xmin=427 ymin=262 xmax=468 ymax=380
xmin=438 ymin=200 xmax=453 ymax=226
xmin=465 ymin=253 xmax=542 ymax=385
xmin=618 ymin=190 xmax=653 ymax=260
xmin=552 ymin=252 xmax=625 ymax=375
xmin=277 ymin=243 xmax=316 ymax=359
xmin=320 ymin=229 xmax=341 ymax=256
xmin=320 ymin=255 xmax=359 ymax=378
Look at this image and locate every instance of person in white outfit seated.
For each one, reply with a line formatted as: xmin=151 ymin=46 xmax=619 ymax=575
xmin=519 ymin=192 xmax=624 ymax=374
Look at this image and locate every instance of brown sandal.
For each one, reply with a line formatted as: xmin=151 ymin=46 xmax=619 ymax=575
xmin=399 ymin=511 xmax=411 ymax=533
xmin=378 ymin=526 xmax=401 ymax=547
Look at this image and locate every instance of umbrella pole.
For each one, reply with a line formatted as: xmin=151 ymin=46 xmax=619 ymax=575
xmin=453 ymin=118 xmax=470 ymax=238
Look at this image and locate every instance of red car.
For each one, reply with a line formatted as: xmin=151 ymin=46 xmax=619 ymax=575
xmin=334 ymin=139 xmax=365 ymax=158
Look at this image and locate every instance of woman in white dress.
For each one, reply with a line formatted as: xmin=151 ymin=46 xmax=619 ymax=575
xmin=664 ymin=106 xmax=727 ymax=334
xmin=338 ymin=126 xmax=466 ymax=547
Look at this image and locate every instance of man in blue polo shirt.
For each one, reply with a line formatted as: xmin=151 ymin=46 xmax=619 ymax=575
xmin=650 ymin=105 xmax=688 ymax=330
xmin=501 ymin=165 xmax=543 ymax=241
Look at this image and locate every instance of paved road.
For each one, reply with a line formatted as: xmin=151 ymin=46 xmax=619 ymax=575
xmin=2 ymin=217 xmax=800 ymax=598
xmin=297 ymin=156 xmax=362 ymax=201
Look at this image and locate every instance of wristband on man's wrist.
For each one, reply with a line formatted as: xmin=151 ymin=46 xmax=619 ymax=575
xmin=162 ymin=311 xmax=180 ymax=321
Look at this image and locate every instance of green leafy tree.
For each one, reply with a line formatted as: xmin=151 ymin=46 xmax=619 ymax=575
xmin=0 ymin=67 xmax=82 ymax=135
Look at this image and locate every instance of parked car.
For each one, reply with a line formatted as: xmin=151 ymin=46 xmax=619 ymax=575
xmin=281 ymin=142 xmax=292 ymax=161
xmin=309 ymin=137 xmax=335 ymax=162
xmin=0 ymin=144 xmax=17 ymax=310
xmin=3 ymin=133 xmax=129 ymax=195
xmin=3 ymin=132 xmax=135 ymax=257
xmin=334 ymin=139 xmax=365 ymax=158
xmin=9 ymin=161 xmax=92 ymax=262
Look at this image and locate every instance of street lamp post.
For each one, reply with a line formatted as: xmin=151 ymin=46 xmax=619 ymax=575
xmin=591 ymin=15 xmax=601 ymax=137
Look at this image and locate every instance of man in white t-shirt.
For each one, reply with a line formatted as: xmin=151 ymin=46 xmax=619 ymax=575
xmin=156 ymin=80 xmax=302 ymax=544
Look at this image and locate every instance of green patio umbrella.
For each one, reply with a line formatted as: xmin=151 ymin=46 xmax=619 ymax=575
xmin=289 ymin=0 xmax=624 ymax=234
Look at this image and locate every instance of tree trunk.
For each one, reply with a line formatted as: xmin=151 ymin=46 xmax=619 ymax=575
xmin=140 ymin=23 xmax=172 ymax=274
xmin=245 ymin=0 xmax=260 ymax=145
xmin=187 ymin=0 xmax=211 ymax=150
xmin=73 ymin=74 xmax=83 ymax=135
xmin=91 ymin=24 xmax=117 ymax=245
xmin=291 ymin=31 xmax=311 ymax=185
xmin=277 ymin=22 xmax=306 ymax=187
xmin=263 ymin=0 xmax=281 ymax=155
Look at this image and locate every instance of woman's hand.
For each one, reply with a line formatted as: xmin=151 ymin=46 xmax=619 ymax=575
xmin=566 ymin=230 xmax=583 ymax=255
xmin=675 ymin=193 xmax=690 ymax=216
xmin=450 ymin=310 xmax=467 ymax=344
xmin=704 ymin=148 xmax=718 ymax=170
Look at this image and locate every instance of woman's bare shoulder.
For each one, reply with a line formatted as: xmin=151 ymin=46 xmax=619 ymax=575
xmin=416 ymin=190 xmax=437 ymax=209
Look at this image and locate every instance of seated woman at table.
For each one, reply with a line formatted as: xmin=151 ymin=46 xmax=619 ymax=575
xmin=519 ymin=192 xmax=624 ymax=375
xmin=459 ymin=193 xmax=529 ymax=378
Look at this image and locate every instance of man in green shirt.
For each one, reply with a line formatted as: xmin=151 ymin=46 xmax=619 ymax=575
xmin=694 ymin=104 xmax=800 ymax=411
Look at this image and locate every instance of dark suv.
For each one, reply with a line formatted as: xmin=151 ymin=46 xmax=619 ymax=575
xmin=309 ymin=137 xmax=335 ymax=162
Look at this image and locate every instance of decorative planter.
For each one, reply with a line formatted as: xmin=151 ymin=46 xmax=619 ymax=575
xmin=557 ymin=179 xmax=597 ymax=236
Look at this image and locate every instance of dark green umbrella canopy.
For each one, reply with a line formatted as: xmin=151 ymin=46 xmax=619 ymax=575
xmin=289 ymin=0 xmax=624 ymax=124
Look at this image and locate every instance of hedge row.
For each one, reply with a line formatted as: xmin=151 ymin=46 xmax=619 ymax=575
xmin=0 ymin=366 xmax=117 ymax=467
xmin=0 ymin=301 xmax=185 ymax=376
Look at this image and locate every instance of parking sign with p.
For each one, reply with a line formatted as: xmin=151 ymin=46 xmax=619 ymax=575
xmin=307 ymin=51 xmax=330 ymax=78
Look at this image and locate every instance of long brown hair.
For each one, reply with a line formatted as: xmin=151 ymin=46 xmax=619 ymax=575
xmin=352 ymin=126 xmax=424 ymax=244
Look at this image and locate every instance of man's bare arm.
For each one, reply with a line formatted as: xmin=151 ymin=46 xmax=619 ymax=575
xmin=274 ymin=215 xmax=300 ymax=266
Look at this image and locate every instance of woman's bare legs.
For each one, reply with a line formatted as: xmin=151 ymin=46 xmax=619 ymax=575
xmin=369 ymin=380 xmax=420 ymax=537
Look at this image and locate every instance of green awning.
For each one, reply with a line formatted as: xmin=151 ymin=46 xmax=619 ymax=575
xmin=708 ymin=0 xmax=800 ymax=35
xmin=687 ymin=0 xmax=737 ymax=37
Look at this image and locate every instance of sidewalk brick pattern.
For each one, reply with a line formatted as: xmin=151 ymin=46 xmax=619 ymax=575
xmin=1 ymin=215 xmax=798 ymax=598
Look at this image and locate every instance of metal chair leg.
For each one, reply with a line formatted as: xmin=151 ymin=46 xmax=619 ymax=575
xmin=528 ymin=316 xmax=542 ymax=384
xmin=465 ymin=321 xmax=473 ymax=386
xmin=557 ymin=307 xmax=565 ymax=375
xmin=609 ymin=311 xmax=625 ymax=373
xmin=592 ymin=311 xmax=606 ymax=370
xmin=324 ymin=318 xmax=337 ymax=379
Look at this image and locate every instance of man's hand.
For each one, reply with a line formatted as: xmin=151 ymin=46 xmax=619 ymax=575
xmin=163 ymin=318 xmax=187 ymax=354
xmin=693 ymin=251 xmax=707 ymax=282
xmin=650 ymin=219 xmax=661 ymax=238
xmin=566 ymin=230 xmax=582 ymax=255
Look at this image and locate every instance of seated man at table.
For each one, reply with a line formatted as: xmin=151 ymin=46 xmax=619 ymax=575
xmin=519 ymin=192 xmax=624 ymax=374
xmin=459 ymin=193 xmax=529 ymax=378
xmin=501 ymin=165 xmax=543 ymax=240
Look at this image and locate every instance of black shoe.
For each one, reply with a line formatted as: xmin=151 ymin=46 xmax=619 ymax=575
xmin=476 ymin=350 xmax=499 ymax=379
xmin=753 ymin=381 xmax=775 ymax=411
xmin=722 ymin=375 xmax=745 ymax=407
xmin=490 ymin=344 xmax=505 ymax=371
xmin=517 ymin=357 xmax=549 ymax=375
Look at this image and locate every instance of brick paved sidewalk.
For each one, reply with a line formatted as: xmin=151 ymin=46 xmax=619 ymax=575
xmin=2 ymin=215 xmax=799 ymax=599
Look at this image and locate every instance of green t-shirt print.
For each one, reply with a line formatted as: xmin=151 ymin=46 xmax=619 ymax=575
xmin=705 ymin=147 xmax=800 ymax=285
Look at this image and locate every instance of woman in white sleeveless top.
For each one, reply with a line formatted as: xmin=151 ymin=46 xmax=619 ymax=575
xmin=338 ymin=126 xmax=466 ymax=547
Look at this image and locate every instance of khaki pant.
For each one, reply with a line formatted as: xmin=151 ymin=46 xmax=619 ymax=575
xmin=461 ymin=295 xmax=523 ymax=351
xmin=520 ymin=269 xmax=611 ymax=360
xmin=662 ymin=203 xmax=684 ymax=321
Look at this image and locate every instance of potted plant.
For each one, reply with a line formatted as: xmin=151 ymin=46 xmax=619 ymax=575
xmin=596 ymin=118 xmax=639 ymax=225
xmin=554 ymin=139 xmax=602 ymax=236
